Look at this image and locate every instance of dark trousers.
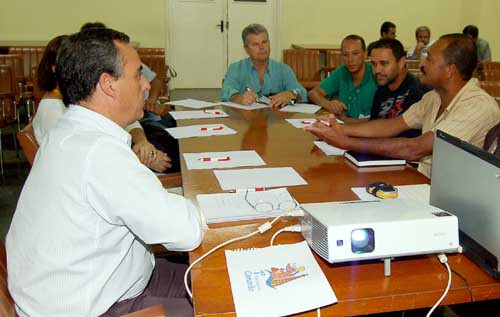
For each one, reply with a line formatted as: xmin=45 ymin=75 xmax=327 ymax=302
xmin=100 ymin=259 xmax=192 ymax=317
xmin=140 ymin=112 xmax=180 ymax=173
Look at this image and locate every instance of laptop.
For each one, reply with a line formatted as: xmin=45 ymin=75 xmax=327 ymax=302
xmin=430 ymin=129 xmax=500 ymax=280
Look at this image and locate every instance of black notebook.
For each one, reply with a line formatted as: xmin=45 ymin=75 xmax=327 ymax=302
xmin=344 ymin=151 xmax=406 ymax=167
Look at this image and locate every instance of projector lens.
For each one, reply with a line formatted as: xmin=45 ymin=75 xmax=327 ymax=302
xmin=351 ymin=228 xmax=375 ymax=253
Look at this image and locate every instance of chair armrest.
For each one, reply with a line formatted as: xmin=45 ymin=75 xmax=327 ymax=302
xmin=121 ymin=305 xmax=167 ymax=317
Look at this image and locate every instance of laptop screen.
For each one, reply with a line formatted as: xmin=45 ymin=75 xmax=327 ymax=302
xmin=430 ymin=130 xmax=500 ymax=279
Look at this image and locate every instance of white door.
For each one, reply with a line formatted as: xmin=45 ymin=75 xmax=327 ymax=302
xmin=169 ymin=0 xmax=278 ymax=89
xmin=168 ymin=0 xmax=226 ymax=89
xmin=227 ymin=0 xmax=278 ymax=66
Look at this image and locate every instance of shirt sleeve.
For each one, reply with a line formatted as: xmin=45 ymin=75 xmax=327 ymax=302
xmin=124 ymin=120 xmax=143 ymax=133
xmin=141 ymin=63 xmax=157 ymax=82
xmin=319 ymin=67 xmax=341 ymax=98
xmin=402 ymin=93 xmax=432 ymax=129
xmin=85 ymin=139 xmax=204 ymax=251
xmin=280 ymin=64 xmax=307 ymax=102
xmin=221 ymin=63 xmax=243 ymax=101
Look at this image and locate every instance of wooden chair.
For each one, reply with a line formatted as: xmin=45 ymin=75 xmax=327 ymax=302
xmin=483 ymin=122 xmax=500 ymax=156
xmin=137 ymin=48 xmax=169 ymax=98
xmin=0 ymin=241 xmax=166 ymax=317
xmin=8 ymin=47 xmax=45 ymax=85
xmin=479 ymin=81 xmax=500 ymax=97
xmin=0 ymin=65 xmax=19 ymax=176
xmin=479 ymin=70 xmax=500 ymax=81
xmin=479 ymin=61 xmax=500 ymax=71
xmin=16 ymin=123 xmax=38 ymax=166
xmin=283 ymin=49 xmax=321 ymax=89
xmin=0 ymin=55 xmax=24 ymax=96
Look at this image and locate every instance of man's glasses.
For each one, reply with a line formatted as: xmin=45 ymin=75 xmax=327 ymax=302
xmin=244 ymin=190 xmax=297 ymax=213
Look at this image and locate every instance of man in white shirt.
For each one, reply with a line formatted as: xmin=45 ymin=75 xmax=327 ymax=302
xmin=407 ymin=26 xmax=435 ymax=60
xmin=6 ymin=27 xmax=204 ymax=317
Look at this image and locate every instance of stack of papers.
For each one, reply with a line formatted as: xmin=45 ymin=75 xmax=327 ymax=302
xmin=220 ymin=101 xmax=270 ymax=110
xmin=285 ymin=118 xmax=317 ymax=129
xmin=165 ymin=124 xmax=236 ymax=139
xmin=314 ymin=141 xmax=346 ymax=156
xmin=280 ymin=103 xmax=321 ymax=114
xmin=169 ymin=109 xmax=229 ymax=120
xmin=166 ymin=99 xmax=219 ymax=109
xmin=225 ymin=241 xmax=337 ymax=317
xmin=214 ymin=167 xmax=307 ymax=191
xmin=351 ymin=184 xmax=430 ymax=203
xmin=183 ymin=150 xmax=265 ymax=170
xmin=197 ymin=188 xmax=296 ymax=223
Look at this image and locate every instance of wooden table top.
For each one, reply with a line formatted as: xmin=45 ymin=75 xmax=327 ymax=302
xmin=181 ymin=106 xmax=500 ymax=316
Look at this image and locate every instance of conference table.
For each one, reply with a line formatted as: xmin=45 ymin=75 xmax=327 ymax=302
xmin=177 ymin=106 xmax=500 ymax=316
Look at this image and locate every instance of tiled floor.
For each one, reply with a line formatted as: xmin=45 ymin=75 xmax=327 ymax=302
xmin=0 ymin=88 xmax=498 ymax=316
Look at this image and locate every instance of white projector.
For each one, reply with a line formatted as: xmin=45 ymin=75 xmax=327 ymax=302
xmin=300 ymin=199 xmax=459 ymax=266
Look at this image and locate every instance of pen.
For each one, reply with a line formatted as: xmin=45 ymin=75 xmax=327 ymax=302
xmin=198 ymin=156 xmax=231 ymax=162
xmin=229 ymin=187 xmax=266 ymax=193
xmin=203 ymin=110 xmax=222 ymax=115
xmin=301 ymin=120 xmax=313 ymax=124
xmin=200 ymin=126 xmax=224 ymax=131
xmin=318 ymin=119 xmax=331 ymax=127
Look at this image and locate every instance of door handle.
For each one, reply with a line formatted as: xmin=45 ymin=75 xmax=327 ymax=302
xmin=216 ymin=20 xmax=224 ymax=32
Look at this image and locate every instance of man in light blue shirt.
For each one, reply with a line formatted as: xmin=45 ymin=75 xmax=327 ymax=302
xmin=221 ymin=23 xmax=307 ymax=107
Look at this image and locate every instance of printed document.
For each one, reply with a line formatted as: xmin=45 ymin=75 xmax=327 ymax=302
xmin=314 ymin=141 xmax=346 ymax=156
xmin=197 ymin=187 xmax=296 ymax=223
xmin=183 ymin=150 xmax=265 ymax=170
xmin=225 ymin=241 xmax=337 ymax=317
xmin=165 ymin=124 xmax=236 ymax=139
xmin=280 ymin=103 xmax=321 ymax=114
xmin=220 ymin=101 xmax=270 ymax=110
xmin=166 ymin=99 xmax=219 ymax=109
xmin=214 ymin=167 xmax=307 ymax=191
xmin=352 ymin=184 xmax=430 ymax=203
xmin=169 ymin=109 xmax=229 ymax=120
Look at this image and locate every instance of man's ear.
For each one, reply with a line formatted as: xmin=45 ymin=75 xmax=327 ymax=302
xmin=98 ymin=73 xmax=116 ymax=97
xmin=398 ymin=56 xmax=406 ymax=71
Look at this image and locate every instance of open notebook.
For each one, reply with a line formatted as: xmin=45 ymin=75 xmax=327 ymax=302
xmin=225 ymin=241 xmax=337 ymax=317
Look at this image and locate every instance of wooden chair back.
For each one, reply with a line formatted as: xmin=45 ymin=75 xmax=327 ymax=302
xmin=480 ymin=61 xmax=500 ymax=71
xmin=283 ymin=49 xmax=321 ymax=89
xmin=8 ymin=47 xmax=45 ymax=83
xmin=137 ymin=48 xmax=168 ymax=97
xmin=325 ymin=49 xmax=343 ymax=70
xmin=0 ymin=65 xmax=17 ymax=123
xmin=17 ymin=123 xmax=38 ymax=166
xmin=0 ymin=241 xmax=16 ymax=317
xmin=480 ymin=70 xmax=500 ymax=81
xmin=0 ymin=55 xmax=24 ymax=92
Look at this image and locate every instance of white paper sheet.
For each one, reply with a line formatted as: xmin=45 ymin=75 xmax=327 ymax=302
xmin=169 ymin=109 xmax=229 ymax=120
xmin=214 ymin=167 xmax=307 ymax=191
xmin=165 ymin=124 xmax=236 ymax=139
xmin=220 ymin=101 xmax=270 ymax=110
xmin=285 ymin=118 xmax=317 ymax=129
xmin=183 ymin=150 xmax=265 ymax=170
xmin=313 ymin=141 xmax=346 ymax=156
xmin=280 ymin=103 xmax=321 ymax=114
xmin=225 ymin=241 xmax=337 ymax=317
xmin=351 ymin=184 xmax=431 ymax=203
xmin=197 ymin=187 xmax=296 ymax=223
xmin=166 ymin=98 xmax=219 ymax=109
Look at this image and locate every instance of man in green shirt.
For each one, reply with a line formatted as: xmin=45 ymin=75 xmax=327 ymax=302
xmin=308 ymin=35 xmax=377 ymax=122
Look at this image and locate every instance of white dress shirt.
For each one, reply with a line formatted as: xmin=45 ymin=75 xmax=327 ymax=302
xmin=7 ymin=105 xmax=204 ymax=317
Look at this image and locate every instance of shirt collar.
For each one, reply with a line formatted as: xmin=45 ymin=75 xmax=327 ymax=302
xmin=444 ymin=78 xmax=480 ymax=112
xmin=65 ymin=105 xmax=132 ymax=146
xmin=248 ymin=57 xmax=272 ymax=75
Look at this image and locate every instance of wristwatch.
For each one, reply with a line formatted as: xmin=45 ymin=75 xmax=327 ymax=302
xmin=290 ymin=89 xmax=299 ymax=104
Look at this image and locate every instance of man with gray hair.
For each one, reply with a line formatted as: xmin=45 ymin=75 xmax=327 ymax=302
xmin=407 ymin=26 xmax=434 ymax=60
xmin=221 ymin=23 xmax=307 ymax=107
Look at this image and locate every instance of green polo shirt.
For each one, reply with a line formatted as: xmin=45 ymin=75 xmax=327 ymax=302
xmin=319 ymin=63 xmax=377 ymax=118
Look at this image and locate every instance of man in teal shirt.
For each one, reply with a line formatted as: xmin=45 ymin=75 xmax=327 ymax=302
xmin=221 ymin=24 xmax=307 ymax=107
xmin=308 ymin=35 xmax=377 ymax=122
